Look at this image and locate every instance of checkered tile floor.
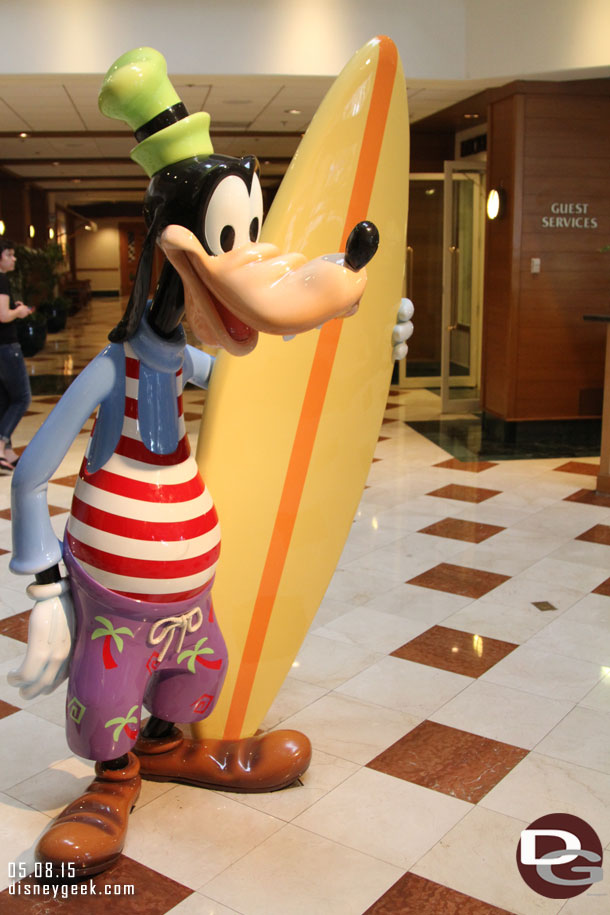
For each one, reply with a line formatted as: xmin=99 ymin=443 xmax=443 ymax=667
xmin=0 ymin=298 xmax=609 ymax=914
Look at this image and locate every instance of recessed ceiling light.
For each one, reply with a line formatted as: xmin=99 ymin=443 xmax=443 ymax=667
xmin=463 ymin=113 xmax=480 ymax=120
xmin=18 ymin=132 xmax=28 ymax=139
xmin=285 ymin=108 xmax=302 ymax=115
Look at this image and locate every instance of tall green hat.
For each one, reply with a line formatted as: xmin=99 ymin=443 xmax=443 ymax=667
xmin=99 ymin=47 xmax=213 ymax=177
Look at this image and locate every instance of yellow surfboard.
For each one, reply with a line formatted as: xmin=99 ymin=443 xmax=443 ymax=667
xmin=194 ymin=36 xmax=409 ymax=740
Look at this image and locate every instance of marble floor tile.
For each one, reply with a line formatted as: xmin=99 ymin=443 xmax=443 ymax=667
xmin=367 ymin=720 xmax=528 ymax=803
xmin=311 ymin=606 xmax=431 ymax=654
xmin=363 ymin=582 xmax=474 ymax=627
xmin=519 ymin=557 xmax=609 ymax=593
xmin=126 ymin=785 xmax=284 ymax=890
xmin=576 ymin=523 xmax=610 ymax=545
xmin=525 ymin=616 xmax=610 ymax=666
xmin=426 ymin=484 xmax=502 ymax=504
xmin=412 ymin=806 xmax=564 ymax=915
xmin=480 ymin=645 xmax=607 ymax=703
xmin=434 ymin=458 xmax=499 ymax=473
xmin=0 ymin=711 xmax=71 ymax=791
xmin=418 ymin=517 xmax=505 ymax=544
xmin=442 ymin=595 xmax=567 ymax=644
xmin=290 ymin=632 xmax=381 ymax=690
xmin=0 ymin=793 xmax=50 ymax=892
xmin=579 ymin=673 xmax=610 ymax=713
xmin=293 ymin=766 xmax=471 ymax=868
xmin=592 ymin=576 xmax=610 ymax=596
xmin=391 ymin=625 xmax=517 ymax=678
xmin=407 ymin=562 xmax=511 ymax=599
xmin=535 ymin=705 xmax=610 ymax=774
xmin=565 ymin=488 xmax=610 ymax=508
xmin=364 ymin=871 xmax=514 ymax=914
xmin=480 ymin=752 xmax=610 ymax=846
xmin=217 ymin=748 xmax=359 ymax=822
xmin=556 ymin=461 xmax=599 ymax=476
xmin=166 ymin=894 xmax=239 ymax=915
xmin=279 ymin=692 xmax=421 ymax=765
xmin=430 ymin=680 xmax=573 ymax=749
xmin=260 ymin=677 xmax=327 ymax=732
xmin=336 ymin=655 xmax=472 ymax=718
xmin=202 ymin=824 xmax=404 ymax=915
xmin=489 ymin=576 xmax=585 ymax=614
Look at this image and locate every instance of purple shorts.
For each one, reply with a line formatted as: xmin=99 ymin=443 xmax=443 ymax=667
xmin=63 ymin=539 xmax=228 ymax=761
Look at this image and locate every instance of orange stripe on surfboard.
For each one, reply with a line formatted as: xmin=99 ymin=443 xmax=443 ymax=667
xmin=224 ymin=37 xmax=398 ymax=738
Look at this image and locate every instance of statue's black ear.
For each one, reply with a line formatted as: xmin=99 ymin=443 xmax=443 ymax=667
xmin=240 ymin=155 xmax=259 ymax=192
xmin=108 ymin=211 xmax=162 ymax=342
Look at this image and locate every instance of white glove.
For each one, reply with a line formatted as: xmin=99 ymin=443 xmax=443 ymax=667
xmin=392 ymin=297 xmax=414 ymax=360
xmin=7 ymin=579 xmax=75 ymax=700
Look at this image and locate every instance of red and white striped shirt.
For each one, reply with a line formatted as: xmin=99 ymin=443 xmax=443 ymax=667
xmin=65 ymin=345 xmax=220 ymax=602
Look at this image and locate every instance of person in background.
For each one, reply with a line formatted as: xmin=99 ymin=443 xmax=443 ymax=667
xmin=0 ymin=239 xmax=33 ymax=472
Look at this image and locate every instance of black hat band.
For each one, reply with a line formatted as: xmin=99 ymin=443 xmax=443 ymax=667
xmin=135 ymin=102 xmax=189 ymax=142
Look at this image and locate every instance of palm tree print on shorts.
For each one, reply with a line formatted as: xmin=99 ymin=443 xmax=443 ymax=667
xmin=105 ymin=705 xmax=140 ymax=742
xmin=177 ymin=637 xmax=222 ymax=673
xmin=91 ymin=616 xmax=135 ymax=670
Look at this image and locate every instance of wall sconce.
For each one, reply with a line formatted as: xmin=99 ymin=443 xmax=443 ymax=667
xmin=48 ymin=227 xmax=55 ymax=240
xmin=486 ymin=187 xmax=506 ymax=220
xmin=0 ymin=220 xmax=5 ymax=235
xmin=29 ymin=224 xmax=36 ymax=239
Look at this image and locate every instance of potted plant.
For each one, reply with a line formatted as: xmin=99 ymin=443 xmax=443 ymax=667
xmin=39 ymin=295 xmax=70 ymax=333
xmin=15 ymin=309 xmax=47 ymax=357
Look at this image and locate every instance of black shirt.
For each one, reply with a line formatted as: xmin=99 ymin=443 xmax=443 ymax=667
xmin=0 ymin=272 xmax=18 ymax=344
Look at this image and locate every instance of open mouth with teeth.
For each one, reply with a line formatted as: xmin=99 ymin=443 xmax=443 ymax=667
xmin=158 ymin=224 xmax=368 ymax=356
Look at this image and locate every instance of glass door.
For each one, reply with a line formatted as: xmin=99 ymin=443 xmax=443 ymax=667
xmin=395 ymin=175 xmax=444 ymax=388
xmin=440 ymin=161 xmax=485 ymax=413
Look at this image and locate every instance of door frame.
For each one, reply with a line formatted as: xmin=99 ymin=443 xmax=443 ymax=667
xmin=440 ymin=160 xmax=486 ymax=413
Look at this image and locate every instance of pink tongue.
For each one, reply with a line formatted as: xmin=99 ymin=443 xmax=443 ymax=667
xmin=215 ymin=300 xmax=251 ymax=342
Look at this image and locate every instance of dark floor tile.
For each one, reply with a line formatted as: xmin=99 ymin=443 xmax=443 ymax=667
xmin=407 ymin=563 xmax=510 ymax=599
xmin=427 ymin=484 xmax=501 ymax=504
xmin=182 ymin=411 xmax=203 ymax=422
xmin=0 ymin=505 xmax=67 ymax=521
xmin=0 ymin=610 xmax=32 ymax=643
xmin=565 ymin=489 xmax=610 ymax=508
xmin=592 ymin=577 xmax=610 ymax=597
xmin=391 ymin=625 xmax=517 ymax=677
xmin=555 ymin=461 xmax=599 ymax=476
xmin=363 ymin=872 xmax=514 ymax=914
xmin=367 ymin=720 xmax=528 ymax=803
xmin=576 ymin=524 xmax=610 ymax=546
xmin=0 ymin=698 xmax=20 ymax=719
xmin=51 ymin=474 xmax=80 ymax=488
xmin=0 ymin=856 xmax=193 ymax=914
xmin=419 ymin=517 xmax=505 ymax=544
xmin=434 ymin=458 xmax=498 ymax=473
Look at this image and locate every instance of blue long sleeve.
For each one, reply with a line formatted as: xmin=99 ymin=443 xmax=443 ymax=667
xmin=10 ymin=351 xmax=118 ymax=575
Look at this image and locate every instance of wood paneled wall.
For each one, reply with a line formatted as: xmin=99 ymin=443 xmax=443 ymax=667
xmin=482 ymin=84 xmax=610 ymax=422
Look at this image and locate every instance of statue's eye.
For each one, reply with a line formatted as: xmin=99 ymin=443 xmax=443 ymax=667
xmin=203 ymin=173 xmax=263 ymax=255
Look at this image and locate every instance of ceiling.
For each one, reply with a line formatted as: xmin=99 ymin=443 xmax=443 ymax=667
xmin=0 ymin=72 xmax=508 ymax=208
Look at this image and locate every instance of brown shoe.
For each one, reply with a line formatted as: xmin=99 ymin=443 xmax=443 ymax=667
xmin=36 ymin=753 xmax=141 ymax=878
xmin=134 ymin=727 xmax=311 ymax=792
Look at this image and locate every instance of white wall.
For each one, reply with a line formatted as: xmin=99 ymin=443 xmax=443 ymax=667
xmin=74 ymin=219 xmax=120 ymax=293
xmin=0 ymin=0 xmax=465 ymax=78
xmin=465 ymin=0 xmax=610 ymax=79
xmin=2 ymin=0 xmax=607 ymax=82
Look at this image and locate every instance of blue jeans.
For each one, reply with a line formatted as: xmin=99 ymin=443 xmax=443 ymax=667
xmin=0 ymin=343 xmax=31 ymax=444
